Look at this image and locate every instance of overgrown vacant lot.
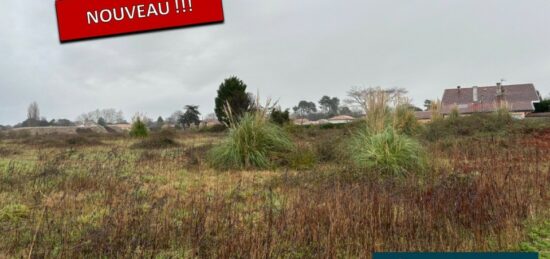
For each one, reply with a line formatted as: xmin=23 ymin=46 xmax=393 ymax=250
xmin=0 ymin=124 xmax=549 ymax=258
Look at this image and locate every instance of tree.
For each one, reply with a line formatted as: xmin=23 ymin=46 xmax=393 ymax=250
xmin=50 ymin=119 xmax=74 ymax=127
xmin=319 ymin=96 xmax=332 ymax=113
xmin=179 ymin=105 xmax=201 ymax=129
xmin=345 ymin=87 xmax=408 ymax=114
xmin=129 ymin=117 xmax=148 ymax=138
xmin=270 ymin=108 xmax=290 ymax=125
xmin=167 ymin=111 xmax=183 ymax=124
xmin=77 ymin=109 xmax=125 ymax=124
xmin=339 ymin=106 xmax=353 ymax=116
xmin=534 ymin=99 xmax=550 ymax=113
xmin=319 ymin=96 xmax=340 ymax=115
xmin=423 ymin=100 xmax=433 ymax=111
xmin=214 ymin=76 xmax=252 ymax=125
xmin=97 ymin=117 xmax=107 ymax=127
xmin=27 ymin=102 xmax=40 ymax=121
xmin=293 ymin=101 xmax=317 ymax=118
xmin=156 ymin=116 xmax=165 ymax=126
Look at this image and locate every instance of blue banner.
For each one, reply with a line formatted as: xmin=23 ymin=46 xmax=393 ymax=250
xmin=373 ymin=253 xmax=538 ymax=259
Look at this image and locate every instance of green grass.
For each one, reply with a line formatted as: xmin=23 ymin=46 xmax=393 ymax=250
xmin=349 ymin=127 xmax=427 ymax=177
xmin=520 ymin=220 xmax=550 ymax=259
xmin=209 ymin=112 xmax=294 ymax=170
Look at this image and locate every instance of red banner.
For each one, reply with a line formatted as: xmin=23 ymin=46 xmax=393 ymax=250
xmin=55 ymin=0 xmax=224 ymax=42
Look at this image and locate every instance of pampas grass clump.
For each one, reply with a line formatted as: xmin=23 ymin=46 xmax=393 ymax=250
xmin=209 ymin=103 xmax=294 ymax=170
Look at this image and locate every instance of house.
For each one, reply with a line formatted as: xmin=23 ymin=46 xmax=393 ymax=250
xmin=293 ymin=118 xmax=311 ymax=125
xmin=441 ymin=83 xmax=540 ymax=119
xmin=414 ymin=111 xmax=433 ymax=123
xmin=203 ymin=119 xmax=222 ymax=127
xmin=328 ymin=115 xmax=355 ymax=124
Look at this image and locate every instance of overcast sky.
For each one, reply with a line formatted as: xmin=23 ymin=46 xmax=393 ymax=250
xmin=1 ymin=0 xmax=550 ymax=125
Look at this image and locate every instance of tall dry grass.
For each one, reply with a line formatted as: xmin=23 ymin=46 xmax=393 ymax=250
xmin=0 ymin=126 xmax=549 ymax=258
xmin=209 ymin=98 xmax=294 ymax=170
xmin=351 ymin=88 xmax=425 ymax=176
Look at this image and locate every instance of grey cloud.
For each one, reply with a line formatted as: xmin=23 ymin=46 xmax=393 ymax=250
xmin=1 ymin=0 xmax=550 ymax=125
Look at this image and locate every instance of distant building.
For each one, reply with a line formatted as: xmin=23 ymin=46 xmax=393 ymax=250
xmin=414 ymin=111 xmax=433 ymax=123
xmin=203 ymin=119 xmax=222 ymax=127
xmin=441 ymin=83 xmax=540 ymax=119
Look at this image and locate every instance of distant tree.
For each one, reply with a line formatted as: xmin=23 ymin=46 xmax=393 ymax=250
xmin=214 ymin=76 xmax=251 ymax=125
xmin=319 ymin=96 xmax=332 ymax=113
xmin=77 ymin=109 xmax=125 ymax=124
xmin=346 ymin=87 xmax=408 ymax=114
xmin=97 ymin=117 xmax=107 ymax=127
xmin=21 ymin=102 xmax=48 ymax=127
xmin=129 ymin=117 xmax=148 ymax=138
xmin=293 ymin=101 xmax=317 ymax=118
xmin=423 ymin=100 xmax=433 ymax=111
xmin=167 ymin=111 xmax=184 ymax=124
xmin=157 ymin=116 xmax=165 ymax=126
xmin=319 ymin=96 xmax=340 ymax=115
xmin=179 ymin=105 xmax=201 ymax=128
xmin=534 ymin=99 xmax=550 ymax=113
xmin=270 ymin=108 xmax=290 ymax=125
xmin=339 ymin=106 xmax=353 ymax=116
xmin=51 ymin=119 xmax=74 ymax=127
xmin=27 ymin=102 xmax=40 ymax=121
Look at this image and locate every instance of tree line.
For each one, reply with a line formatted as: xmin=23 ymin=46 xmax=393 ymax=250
xmin=5 ymin=77 xmax=549 ymax=130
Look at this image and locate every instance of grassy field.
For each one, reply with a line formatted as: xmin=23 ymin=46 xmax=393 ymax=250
xmin=0 ymin=120 xmax=550 ymax=258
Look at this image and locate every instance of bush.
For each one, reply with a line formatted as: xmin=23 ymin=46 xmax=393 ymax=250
xmin=18 ymin=134 xmax=103 ymax=148
xmin=286 ymin=145 xmax=316 ymax=170
xmin=208 ymin=111 xmax=294 ymax=170
xmin=131 ymin=129 xmax=179 ymax=149
xmin=314 ymin=134 xmax=346 ymax=163
xmin=422 ymin=112 xmax=516 ymax=141
xmin=393 ymin=104 xmax=420 ymax=136
xmin=349 ymin=128 xmax=427 ymax=177
xmin=270 ymin=108 xmax=290 ymax=125
xmin=185 ymin=144 xmax=213 ymax=167
xmin=199 ymin=124 xmax=227 ymax=133
xmin=129 ymin=118 xmax=149 ymax=138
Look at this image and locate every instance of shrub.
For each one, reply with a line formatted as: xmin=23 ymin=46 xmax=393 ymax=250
xmin=129 ymin=118 xmax=149 ymax=138
xmin=422 ymin=110 xmax=516 ymax=141
xmin=349 ymin=128 xmax=427 ymax=177
xmin=286 ymin=145 xmax=316 ymax=170
xmin=18 ymin=134 xmax=103 ymax=148
xmin=393 ymin=104 xmax=420 ymax=136
xmin=199 ymin=124 xmax=227 ymax=133
xmin=270 ymin=108 xmax=290 ymax=125
xmin=185 ymin=144 xmax=213 ymax=167
xmin=208 ymin=111 xmax=294 ymax=170
xmin=314 ymin=134 xmax=345 ymax=163
xmin=131 ymin=129 xmax=179 ymax=149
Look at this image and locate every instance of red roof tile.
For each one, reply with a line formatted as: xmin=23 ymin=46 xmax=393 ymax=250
xmin=441 ymin=84 xmax=540 ymax=114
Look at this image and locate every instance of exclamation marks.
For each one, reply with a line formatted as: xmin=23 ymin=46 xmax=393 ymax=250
xmin=175 ymin=0 xmax=192 ymax=13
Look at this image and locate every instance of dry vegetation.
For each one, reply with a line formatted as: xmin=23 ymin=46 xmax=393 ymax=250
xmin=0 ymin=119 xmax=550 ymax=258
